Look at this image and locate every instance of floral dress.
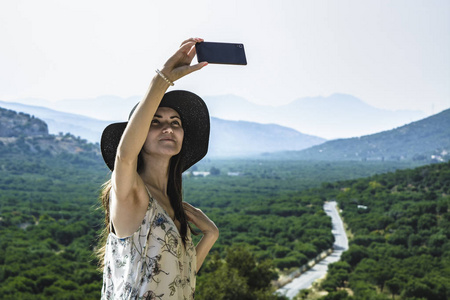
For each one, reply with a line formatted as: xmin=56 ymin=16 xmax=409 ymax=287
xmin=102 ymin=189 xmax=197 ymax=299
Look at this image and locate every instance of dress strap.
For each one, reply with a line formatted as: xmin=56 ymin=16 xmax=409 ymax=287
xmin=143 ymin=185 xmax=154 ymax=253
xmin=144 ymin=185 xmax=153 ymax=201
xmin=108 ymin=189 xmax=114 ymax=233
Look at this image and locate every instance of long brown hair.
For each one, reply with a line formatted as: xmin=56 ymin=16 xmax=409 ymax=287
xmin=96 ymin=150 xmax=190 ymax=270
xmin=96 ymin=179 xmax=112 ymax=270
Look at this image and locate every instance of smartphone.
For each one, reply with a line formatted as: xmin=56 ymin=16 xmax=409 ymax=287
xmin=196 ymin=42 xmax=247 ymax=65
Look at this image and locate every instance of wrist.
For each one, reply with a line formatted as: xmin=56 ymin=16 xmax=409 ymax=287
xmin=160 ymin=66 xmax=176 ymax=82
xmin=155 ymin=69 xmax=174 ymax=86
xmin=152 ymin=72 xmax=171 ymax=89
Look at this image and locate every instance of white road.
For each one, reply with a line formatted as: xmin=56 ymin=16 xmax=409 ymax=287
xmin=276 ymin=201 xmax=349 ymax=299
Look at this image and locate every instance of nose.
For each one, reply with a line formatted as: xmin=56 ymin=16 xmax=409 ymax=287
xmin=162 ymin=124 xmax=173 ymax=134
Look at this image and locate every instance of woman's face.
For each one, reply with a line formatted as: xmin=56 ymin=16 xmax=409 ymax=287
xmin=143 ymin=107 xmax=184 ymax=158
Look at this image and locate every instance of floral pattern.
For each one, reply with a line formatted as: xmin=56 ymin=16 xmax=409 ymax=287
xmin=101 ymin=191 xmax=196 ymax=299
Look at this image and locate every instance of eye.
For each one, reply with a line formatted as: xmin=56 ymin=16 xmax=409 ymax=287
xmin=151 ymin=119 xmax=160 ymax=125
xmin=172 ymin=120 xmax=181 ymax=126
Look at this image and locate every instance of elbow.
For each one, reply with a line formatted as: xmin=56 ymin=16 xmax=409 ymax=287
xmin=207 ymin=225 xmax=219 ymax=242
xmin=213 ymin=226 xmax=219 ymax=239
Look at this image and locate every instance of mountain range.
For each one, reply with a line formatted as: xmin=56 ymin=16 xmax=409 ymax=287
xmin=1 ymin=94 xmax=448 ymax=161
xmin=3 ymin=93 xmax=426 ymax=139
xmin=204 ymin=94 xmax=427 ymax=139
xmin=0 ymin=100 xmax=111 ymax=143
xmin=209 ymin=118 xmax=324 ymax=156
xmin=1 ymin=101 xmax=449 ymax=163
xmin=0 ymin=102 xmax=325 ymax=157
xmin=270 ymin=108 xmax=450 ymax=162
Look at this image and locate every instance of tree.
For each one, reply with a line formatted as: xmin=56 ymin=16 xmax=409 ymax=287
xmin=196 ymin=245 xmax=286 ymax=300
xmin=385 ymin=277 xmax=402 ymax=299
xmin=321 ymin=290 xmax=352 ymax=300
xmin=341 ymin=245 xmax=369 ymax=268
xmin=210 ymin=167 xmax=220 ymax=176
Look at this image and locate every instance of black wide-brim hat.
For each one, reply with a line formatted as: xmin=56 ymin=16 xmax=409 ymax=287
xmin=101 ymin=90 xmax=210 ymax=172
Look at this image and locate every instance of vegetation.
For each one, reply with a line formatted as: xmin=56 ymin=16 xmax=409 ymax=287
xmin=317 ymin=161 xmax=450 ymax=299
xmin=0 ymin=152 xmax=107 ymax=299
xmin=1 ymin=108 xmax=448 ymax=299
xmin=0 ymin=138 xmax=422 ymax=299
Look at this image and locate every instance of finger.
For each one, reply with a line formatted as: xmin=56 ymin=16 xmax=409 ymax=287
xmin=187 ymin=45 xmax=196 ymax=59
xmin=162 ymin=43 xmax=196 ymax=72
xmin=183 ymin=202 xmax=196 ymax=212
xmin=183 ymin=202 xmax=203 ymax=216
xmin=182 ymin=201 xmax=193 ymax=208
xmin=180 ymin=38 xmax=194 ymax=47
xmin=178 ymin=41 xmax=197 ymax=58
xmin=173 ymin=42 xmax=195 ymax=58
xmin=184 ymin=211 xmax=193 ymax=223
xmin=179 ymin=38 xmax=196 ymax=47
xmin=179 ymin=37 xmax=203 ymax=48
xmin=183 ymin=204 xmax=198 ymax=224
xmin=182 ymin=38 xmax=204 ymax=59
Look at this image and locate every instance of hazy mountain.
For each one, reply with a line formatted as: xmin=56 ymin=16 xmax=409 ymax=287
xmin=271 ymin=108 xmax=450 ymax=162
xmin=6 ymin=93 xmax=427 ymax=139
xmin=3 ymin=96 xmax=140 ymax=121
xmin=203 ymin=93 xmax=426 ymax=139
xmin=209 ymin=118 xmax=325 ymax=157
xmin=0 ymin=100 xmax=112 ymax=143
xmin=0 ymin=102 xmax=326 ymax=157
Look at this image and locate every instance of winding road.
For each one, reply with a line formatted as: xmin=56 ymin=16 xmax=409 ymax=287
xmin=276 ymin=201 xmax=349 ymax=299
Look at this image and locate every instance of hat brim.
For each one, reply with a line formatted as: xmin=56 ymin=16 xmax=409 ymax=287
xmin=100 ymin=90 xmax=210 ymax=172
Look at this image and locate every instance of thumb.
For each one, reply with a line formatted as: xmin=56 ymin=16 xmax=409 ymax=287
xmin=188 ymin=61 xmax=208 ymax=74
xmin=176 ymin=62 xmax=208 ymax=79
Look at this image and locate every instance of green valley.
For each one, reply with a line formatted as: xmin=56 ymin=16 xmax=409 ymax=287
xmin=1 ymin=107 xmax=448 ymax=299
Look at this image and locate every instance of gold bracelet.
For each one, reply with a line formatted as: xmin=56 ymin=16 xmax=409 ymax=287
xmin=155 ymin=69 xmax=174 ymax=86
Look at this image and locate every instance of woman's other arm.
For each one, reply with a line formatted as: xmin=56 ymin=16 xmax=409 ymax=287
xmin=183 ymin=202 xmax=219 ymax=272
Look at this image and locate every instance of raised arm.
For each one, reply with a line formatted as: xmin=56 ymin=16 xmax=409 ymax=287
xmin=111 ymin=38 xmax=208 ymax=237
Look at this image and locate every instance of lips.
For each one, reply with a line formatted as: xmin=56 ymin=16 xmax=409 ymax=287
xmin=159 ymin=136 xmax=175 ymax=142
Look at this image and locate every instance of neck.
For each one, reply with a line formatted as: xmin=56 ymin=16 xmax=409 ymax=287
xmin=139 ymin=153 xmax=171 ymax=195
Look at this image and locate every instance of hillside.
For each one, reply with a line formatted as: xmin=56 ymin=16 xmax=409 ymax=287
xmin=275 ymin=108 xmax=450 ymax=163
xmin=0 ymin=108 xmax=48 ymax=137
xmin=0 ymin=107 xmax=100 ymax=157
xmin=316 ymin=161 xmax=450 ymax=299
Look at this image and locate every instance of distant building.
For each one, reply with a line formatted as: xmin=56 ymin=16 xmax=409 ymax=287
xmin=227 ymin=172 xmax=240 ymax=176
xmin=431 ymin=155 xmax=445 ymax=162
xmin=192 ymin=171 xmax=210 ymax=177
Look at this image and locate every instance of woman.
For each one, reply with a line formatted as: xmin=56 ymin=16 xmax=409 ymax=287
xmin=98 ymin=38 xmax=219 ymax=299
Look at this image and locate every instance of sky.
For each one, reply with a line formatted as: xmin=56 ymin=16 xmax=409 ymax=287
xmin=0 ymin=0 xmax=449 ymax=116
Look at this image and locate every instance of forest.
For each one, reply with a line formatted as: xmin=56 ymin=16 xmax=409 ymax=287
xmin=0 ymin=131 xmax=436 ymax=299
xmin=0 ymin=107 xmax=448 ymax=299
xmin=316 ymin=161 xmax=450 ymax=300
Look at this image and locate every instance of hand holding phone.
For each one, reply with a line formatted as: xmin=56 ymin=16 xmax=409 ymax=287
xmin=196 ymin=42 xmax=247 ymax=65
